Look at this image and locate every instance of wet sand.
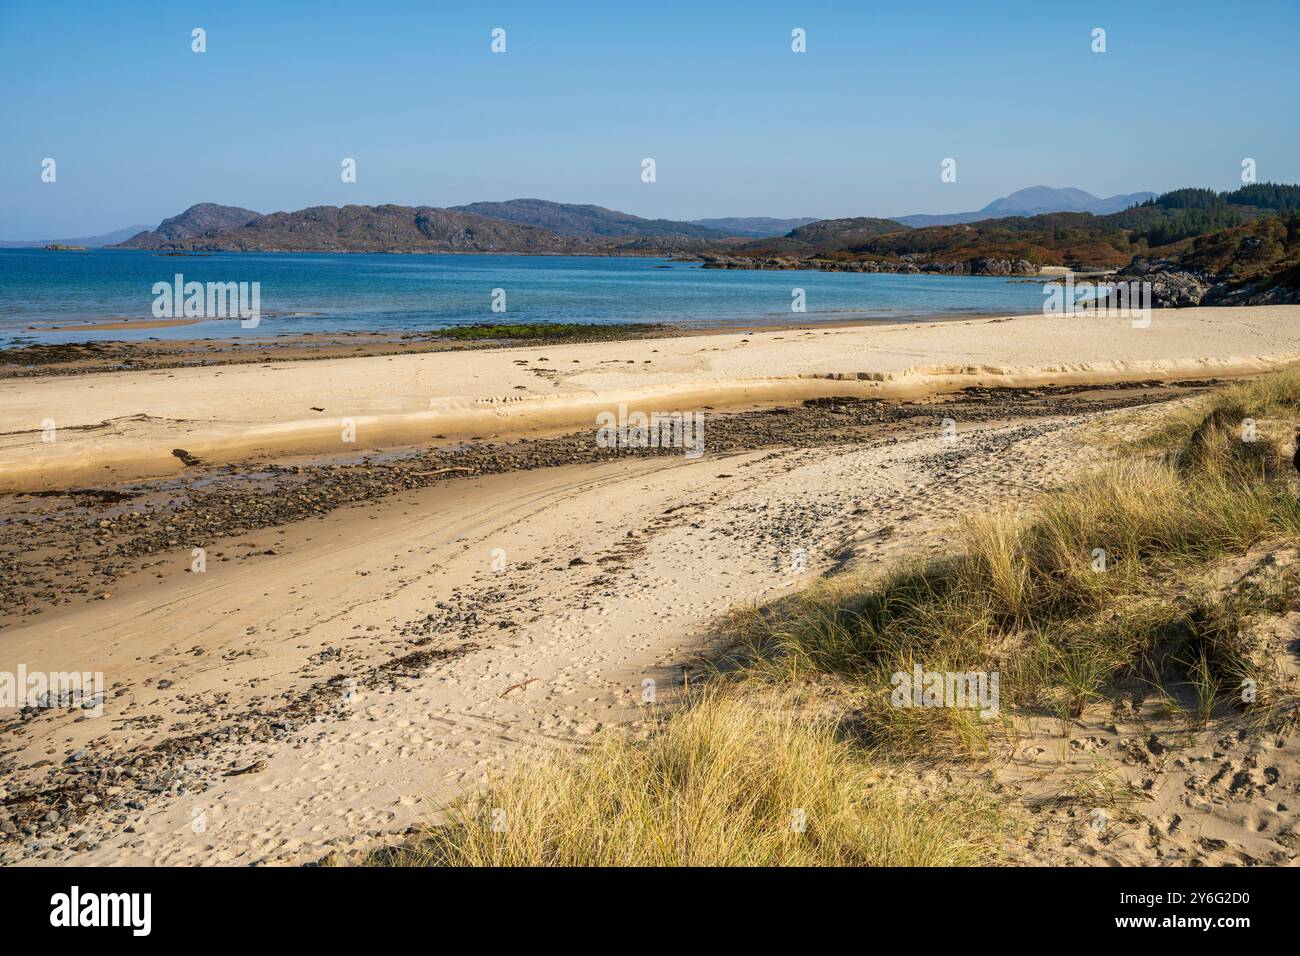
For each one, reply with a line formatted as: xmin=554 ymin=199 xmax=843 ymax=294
xmin=3 ymin=306 xmax=1300 ymax=492
xmin=36 ymin=318 xmax=206 ymax=333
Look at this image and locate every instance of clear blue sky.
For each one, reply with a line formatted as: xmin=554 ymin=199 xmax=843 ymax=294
xmin=2 ymin=0 xmax=1297 ymax=239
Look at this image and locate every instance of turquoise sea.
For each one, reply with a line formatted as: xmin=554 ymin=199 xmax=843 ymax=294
xmin=0 ymin=249 xmax=1049 ymax=345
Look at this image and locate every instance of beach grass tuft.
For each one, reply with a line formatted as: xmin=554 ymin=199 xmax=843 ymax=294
xmin=370 ymin=691 xmax=999 ymax=867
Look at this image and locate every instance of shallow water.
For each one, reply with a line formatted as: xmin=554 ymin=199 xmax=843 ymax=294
xmin=0 ymin=248 xmax=1049 ymax=345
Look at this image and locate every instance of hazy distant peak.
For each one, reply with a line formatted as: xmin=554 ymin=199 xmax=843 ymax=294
xmin=0 ymin=224 xmax=151 ymax=248
xmin=895 ymin=187 xmax=1157 ymax=227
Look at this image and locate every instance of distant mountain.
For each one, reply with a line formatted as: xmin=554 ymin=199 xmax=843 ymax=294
xmin=450 ymin=198 xmax=728 ymax=239
xmin=0 ymin=224 xmax=152 ymax=248
xmin=688 ymin=217 xmax=819 ymax=238
xmin=113 ymin=204 xmax=595 ymax=253
xmin=117 ymin=203 xmax=262 ymax=248
xmin=895 ymin=187 xmax=1156 ymax=227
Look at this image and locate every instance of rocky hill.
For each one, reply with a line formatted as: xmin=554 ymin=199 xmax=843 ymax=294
xmin=1121 ymin=214 xmax=1300 ymax=306
xmin=116 ymin=204 xmax=586 ymax=254
xmin=450 ymin=199 xmax=727 ymax=239
xmin=117 ymin=203 xmax=261 ymax=247
xmin=785 ymin=217 xmax=910 ymax=246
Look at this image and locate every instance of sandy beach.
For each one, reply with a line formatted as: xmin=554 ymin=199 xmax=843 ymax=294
xmin=2 ymin=308 xmax=1300 ymax=866
xmin=10 ymin=0 xmax=1300 ymax=926
xmin=4 ymin=306 xmax=1300 ymax=492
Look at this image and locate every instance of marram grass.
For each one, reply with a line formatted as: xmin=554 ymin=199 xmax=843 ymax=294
xmin=373 ymin=692 xmax=998 ymax=867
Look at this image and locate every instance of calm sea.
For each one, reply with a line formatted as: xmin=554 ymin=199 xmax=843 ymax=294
xmin=0 ymin=249 xmax=1049 ymax=345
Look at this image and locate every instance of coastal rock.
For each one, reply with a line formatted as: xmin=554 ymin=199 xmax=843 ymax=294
xmin=967 ymin=256 xmax=1026 ymax=276
xmin=1145 ymin=271 xmax=1210 ymax=308
xmin=1118 ymin=260 xmax=1209 ymax=307
xmin=1113 ymin=265 xmax=1298 ymax=309
xmin=1200 ymin=277 xmax=1300 ymax=307
xmin=698 ymin=253 xmax=1036 ymax=277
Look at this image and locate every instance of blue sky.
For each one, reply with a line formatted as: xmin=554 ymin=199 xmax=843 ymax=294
xmin=2 ymin=0 xmax=1297 ymax=238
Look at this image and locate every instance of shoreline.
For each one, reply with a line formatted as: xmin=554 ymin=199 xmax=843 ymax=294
xmin=3 ymin=306 xmax=1300 ymax=491
xmin=1 ymin=311 xmax=1011 ymax=373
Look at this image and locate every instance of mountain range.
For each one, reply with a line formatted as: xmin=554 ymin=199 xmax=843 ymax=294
xmin=893 ymin=186 xmax=1157 ymax=227
xmin=65 ymin=184 xmax=1296 ymax=302
xmin=63 ymin=186 xmax=1159 ymax=252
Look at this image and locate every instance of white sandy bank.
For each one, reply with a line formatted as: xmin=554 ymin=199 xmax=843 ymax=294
xmin=2 ymin=306 xmax=1299 ymax=490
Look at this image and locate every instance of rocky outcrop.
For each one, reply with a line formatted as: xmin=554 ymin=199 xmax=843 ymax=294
xmin=1118 ymin=252 xmax=1300 ymax=307
xmin=698 ymin=253 xmax=1036 ymax=276
xmin=1118 ymin=257 xmax=1208 ymax=306
xmin=1201 ymin=279 xmax=1300 ymax=306
xmin=1145 ymin=271 xmax=1210 ymax=307
xmin=966 ymin=256 xmax=1036 ymax=276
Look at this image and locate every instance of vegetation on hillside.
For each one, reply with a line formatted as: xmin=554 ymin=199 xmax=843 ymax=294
xmin=1176 ymin=215 xmax=1300 ymax=290
xmin=726 ymin=182 xmax=1300 ymax=273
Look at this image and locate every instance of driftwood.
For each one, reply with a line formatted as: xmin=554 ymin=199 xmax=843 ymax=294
xmin=410 ymin=467 xmax=476 ymax=477
xmin=499 ymin=677 xmax=537 ymax=698
xmin=224 ymin=759 xmax=268 ymax=776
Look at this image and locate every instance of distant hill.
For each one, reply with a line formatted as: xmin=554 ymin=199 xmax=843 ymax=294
xmin=786 ymin=218 xmax=910 ymax=245
xmin=0 ymin=224 xmax=152 ymax=248
xmin=698 ymin=184 xmax=1300 ymax=279
xmin=117 ymin=203 xmax=263 ymax=248
xmin=895 ymin=187 xmax=1156 ymax=227
xmin=115 ymin=204 xmax=581 ymax=253
xmin=450 ymin=199 xmax=727 ymax=239
xmin=688 ymin=217 xmax=819 ymax=238
xmin=1162 ymin=214 xmax=1300 ymax=289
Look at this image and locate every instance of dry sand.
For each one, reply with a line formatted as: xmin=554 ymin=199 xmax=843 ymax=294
xmin=4 ymin=306 xmax=1300 ymax=491
xmin=2 ymin=312 xmax=1299 ymax=867
xmin=2 ymin=393 xmax=1134 ymax=865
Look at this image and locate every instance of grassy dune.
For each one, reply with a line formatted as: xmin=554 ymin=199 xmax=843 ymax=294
xmin=374 ymin=692 xmax=997 ymax=866
xmin=376 ymin=371 xmax=1300 ymax=867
